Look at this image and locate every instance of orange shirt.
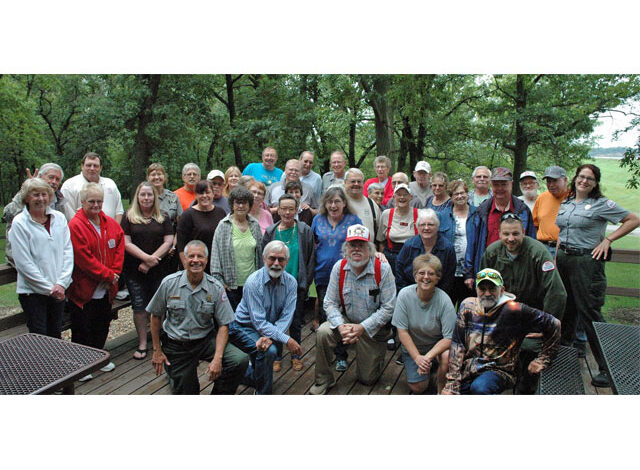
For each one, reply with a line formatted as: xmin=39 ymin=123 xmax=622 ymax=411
xmin=174 ymin=186 xmax=196 ymax=211
xmin=532 ymin=189 xmax=569 ymax=242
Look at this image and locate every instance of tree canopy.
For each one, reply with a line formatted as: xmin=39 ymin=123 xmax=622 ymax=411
xmin=1 ymin=73 xmax=638 ymax=203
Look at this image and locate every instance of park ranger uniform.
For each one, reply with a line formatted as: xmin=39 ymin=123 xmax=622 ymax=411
xmin=555 ymin=195 xmax=630 ymax=373
xmin=480 ymin=236 xmax=567 ymax=393
xmin=146 ymin=270 xmax=248 ymax=394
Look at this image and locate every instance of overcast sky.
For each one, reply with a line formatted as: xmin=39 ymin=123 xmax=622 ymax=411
xmin=592 ymin=101 xmax=640 ymax=148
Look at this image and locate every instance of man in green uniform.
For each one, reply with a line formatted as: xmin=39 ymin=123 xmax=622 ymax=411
xmin=480 ymin=213 xmax=567 ymax=394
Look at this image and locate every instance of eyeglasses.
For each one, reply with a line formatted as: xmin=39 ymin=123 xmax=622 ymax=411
xmin=500 ymin=212 xmax=521 ymax=222
xmin=267 ymin=256 xmax=286 ymax=263
xmin=576 ymin=174 xmax=596 ymax=183
xmin=476 ymin=271 xmax=502 ymax=282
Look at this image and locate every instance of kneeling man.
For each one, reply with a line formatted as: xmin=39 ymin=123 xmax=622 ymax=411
xmin=442 ymin=268 xmax=560 ymax=395
xmin=228 ymin=240 xmax=301 ymax=395
xmin=310 ymin=224 xmax=396 ymax=394
xmin=147 ymin=240 xmax=249 ymax=395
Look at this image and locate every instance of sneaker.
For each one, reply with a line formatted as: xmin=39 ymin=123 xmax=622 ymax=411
xmin=395 ymin=356 xmax=403 ymax=366
xmin=273 ymin=360 xmax=281 ymax=373
xmin=309 ymin=380 xmax=335 ymax=395
xmin=591 ymin=371 xmax=611 ymax=388
xmin=78 ymin=374 xmax=93 ymax=382
xmin=100 ymin=362 xmax=116 ymax=372
xmin=292 ymin=358 xmax=304 ymax=371
xmin=115 ymin=289 xmax=130 ymax=300
xmin=387 ymin=338 xmax=396 ymax=351
xmin=335 ymin=359 xmax=348 ymax=372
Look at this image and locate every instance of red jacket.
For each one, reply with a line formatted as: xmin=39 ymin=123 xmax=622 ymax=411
xmin=363 ymin=177 xmax=394 ymax=206
xmin=67 ymin=208 xmax=125 ymax=308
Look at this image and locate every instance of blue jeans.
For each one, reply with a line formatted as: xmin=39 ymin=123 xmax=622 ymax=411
xmin=460 ymin=371 xmax=504 ymax=395
xmin=276 ymin=288 xmax=305 ymax=360
xmin=228 ymin=321 xmax=277 ymax=395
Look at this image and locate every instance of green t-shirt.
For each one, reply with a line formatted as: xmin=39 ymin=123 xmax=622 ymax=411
xmin=232 ymin=222 xmax=257 ymax=286
xmin=275 ymin=224 xmax=299 ymax=280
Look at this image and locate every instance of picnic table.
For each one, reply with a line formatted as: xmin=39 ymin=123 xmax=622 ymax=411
xmin=593 ymin=322 xmax=640 ymax=395
xmin=0 ymin=333 xmax=110 ymax=394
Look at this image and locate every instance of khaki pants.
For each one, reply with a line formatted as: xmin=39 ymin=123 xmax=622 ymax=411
xmin=314 ymin=321 xmax=389 ymax=386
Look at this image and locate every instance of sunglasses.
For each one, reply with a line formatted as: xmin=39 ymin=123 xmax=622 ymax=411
xmin=476 ymin=271 xmax=502 ymax=282
xmin=500 ymin=212 xmax=521 ymax=222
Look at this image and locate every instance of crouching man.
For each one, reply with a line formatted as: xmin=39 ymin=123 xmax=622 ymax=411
xmin=147 ymin=240 xmax=249 ymax=394
xmin=442 ymin=268 xmax=560 ymax=395
xmin=310 ymin=224 xmax=396 ymax=394
xmin=228 ymin=240 xmax=301 ymax=395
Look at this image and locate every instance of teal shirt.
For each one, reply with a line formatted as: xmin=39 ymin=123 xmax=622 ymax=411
xmin=232 ymin=222 xmax=257 ymax=286
xmin=275 ymin=224 xmax=299 ymax=280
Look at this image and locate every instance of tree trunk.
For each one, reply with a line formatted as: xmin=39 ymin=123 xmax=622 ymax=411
xmin=225 ymin=74 xmax=244 ymax=169
xmin=361 ymin=76 xmax=395 ymax=170
xmin=348 ymin=120 xmax=356 ymax=168
xmin=131 ymin=74 xmax=161 ymax=199
xmin=512 ymin=74 xmax=529 ymax=197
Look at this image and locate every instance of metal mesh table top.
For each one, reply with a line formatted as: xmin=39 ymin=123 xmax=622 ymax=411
xmin=0 ymin=333 xmax=110 ymax=395
xmin=538 ymin=345 xmax=585 ymax=395
xmin=593 ymin=322 xmax=640 ymax=395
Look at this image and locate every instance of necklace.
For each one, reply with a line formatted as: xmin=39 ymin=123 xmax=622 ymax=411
xmin=278 ymin=223 xmax=297 ymax=246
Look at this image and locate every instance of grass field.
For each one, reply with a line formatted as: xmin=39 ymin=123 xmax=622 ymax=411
xmin=592 ymin=158 xmax=640 ymax=218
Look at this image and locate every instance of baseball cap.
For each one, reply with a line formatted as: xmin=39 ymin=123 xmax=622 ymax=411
xmin=491 ymin=167 xmax=513 ymax=181
xmin=414 ymin=161 xmax=431 ymax=173
xmin=475 ymin=268 xmax=504 ymax=287
xmin=345 ymin=224 xmax=370 ymax=242
xmin=519 ymin=170 xmax=537 ymax=181
xmin=393 ymin=183 xmax=412 ymax=195
xmin=207 ymin=170 xmax=225 ymax=181
xmin=543 ymin=166 xmax=567 ymax=179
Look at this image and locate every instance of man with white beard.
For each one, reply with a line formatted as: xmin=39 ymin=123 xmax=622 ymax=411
xmin=228 ymin=240 xmax=301 ymax=395
xmin=310 ymin=224 xmax=396 ymax=394
xmin=517 ymin=171 xmax=540 ymax=212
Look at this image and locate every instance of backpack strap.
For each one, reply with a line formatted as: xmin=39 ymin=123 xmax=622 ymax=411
xmin=366 ymin=196 xmax=378 ymax=237
xmin=386 ymin=208 xmax=395 ymax=250
xmin=374 ymin=257 xmax=381 ymax=286
xmin=339 ymin=258 xmax=348 ymax=312
xmin=413 ymin=208 xmax=419 ymax=235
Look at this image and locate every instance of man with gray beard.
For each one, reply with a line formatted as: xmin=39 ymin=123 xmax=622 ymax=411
xmin=228 ymin=240 xmax=301 ymax=394
xmin=517 ymin=170 xmax=540 ymax=212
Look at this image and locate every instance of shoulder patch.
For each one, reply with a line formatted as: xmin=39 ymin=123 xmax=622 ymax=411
xmin=542 ymin=260 xmax=555 ymax=272
xmin=220 ymin=290 xmax=228 ymax=303
xmin=606 ymin=199 xmax=616 ymax=209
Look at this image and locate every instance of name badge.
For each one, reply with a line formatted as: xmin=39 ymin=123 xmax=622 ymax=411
xmin=108 ymin=238 xmax=116 ymax=248
xmin=399 ymin=222 xmax=409 ymax=227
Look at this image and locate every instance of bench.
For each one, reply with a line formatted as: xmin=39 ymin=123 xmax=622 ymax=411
xmin=537 ymin=345 xmax=585 ymax=395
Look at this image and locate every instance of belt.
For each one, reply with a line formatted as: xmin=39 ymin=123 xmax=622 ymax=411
xmin=541 ymin=240 xmax=557 ymax=247
xmin=164 ymin=333 xmax=211 ymax=346
xmin=558 ymin=244 xmax=591 ymax=256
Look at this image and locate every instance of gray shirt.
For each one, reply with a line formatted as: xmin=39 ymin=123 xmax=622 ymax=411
xmin=266 ymin=180 xmax=318 ymax=209
xmin=556 ymin=196 xmax=630 ymax=250
xmin=322 ymin=171 xmax=345 ymax=191
xmin=409 ymin=181 xmax=433 ymax=207
xmin=158 ymin=188 xmax=183 ymax=227
xmin=146 ymin=271 xmax=234 ymax=341
xmin=391 ymin=286 xmax=456 ymax=353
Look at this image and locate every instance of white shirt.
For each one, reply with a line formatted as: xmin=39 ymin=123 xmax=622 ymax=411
xmin=61 ymin=173 xmax=124 ymax=221
xmin=9 ymin=207 xmax=74 ymax=294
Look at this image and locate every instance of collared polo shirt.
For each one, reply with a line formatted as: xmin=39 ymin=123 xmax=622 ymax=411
xmin=146 ymin=271 xmax=233 ymax=341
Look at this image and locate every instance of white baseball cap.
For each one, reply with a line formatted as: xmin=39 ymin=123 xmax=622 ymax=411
xmin=519 ymin=170 xmax=537 ymax=181
xmin=345 ymin=224 xmax=370 ymax=242
xmin=414 ymin=161 xmax=431 ymax=173
xmin=207 ymin=170 xmax=225 ymax=181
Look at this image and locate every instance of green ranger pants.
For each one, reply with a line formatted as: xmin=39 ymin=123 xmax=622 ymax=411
xmin=556 ymin=251 xmax=607 ymax=371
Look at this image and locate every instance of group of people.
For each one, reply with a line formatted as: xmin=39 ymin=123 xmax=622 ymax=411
xmin=3 ymin=145 xmax=638 ymax=394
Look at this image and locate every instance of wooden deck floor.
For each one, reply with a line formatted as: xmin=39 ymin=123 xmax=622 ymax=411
xmin=0 ymin=313 xmax=612 ymax=395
